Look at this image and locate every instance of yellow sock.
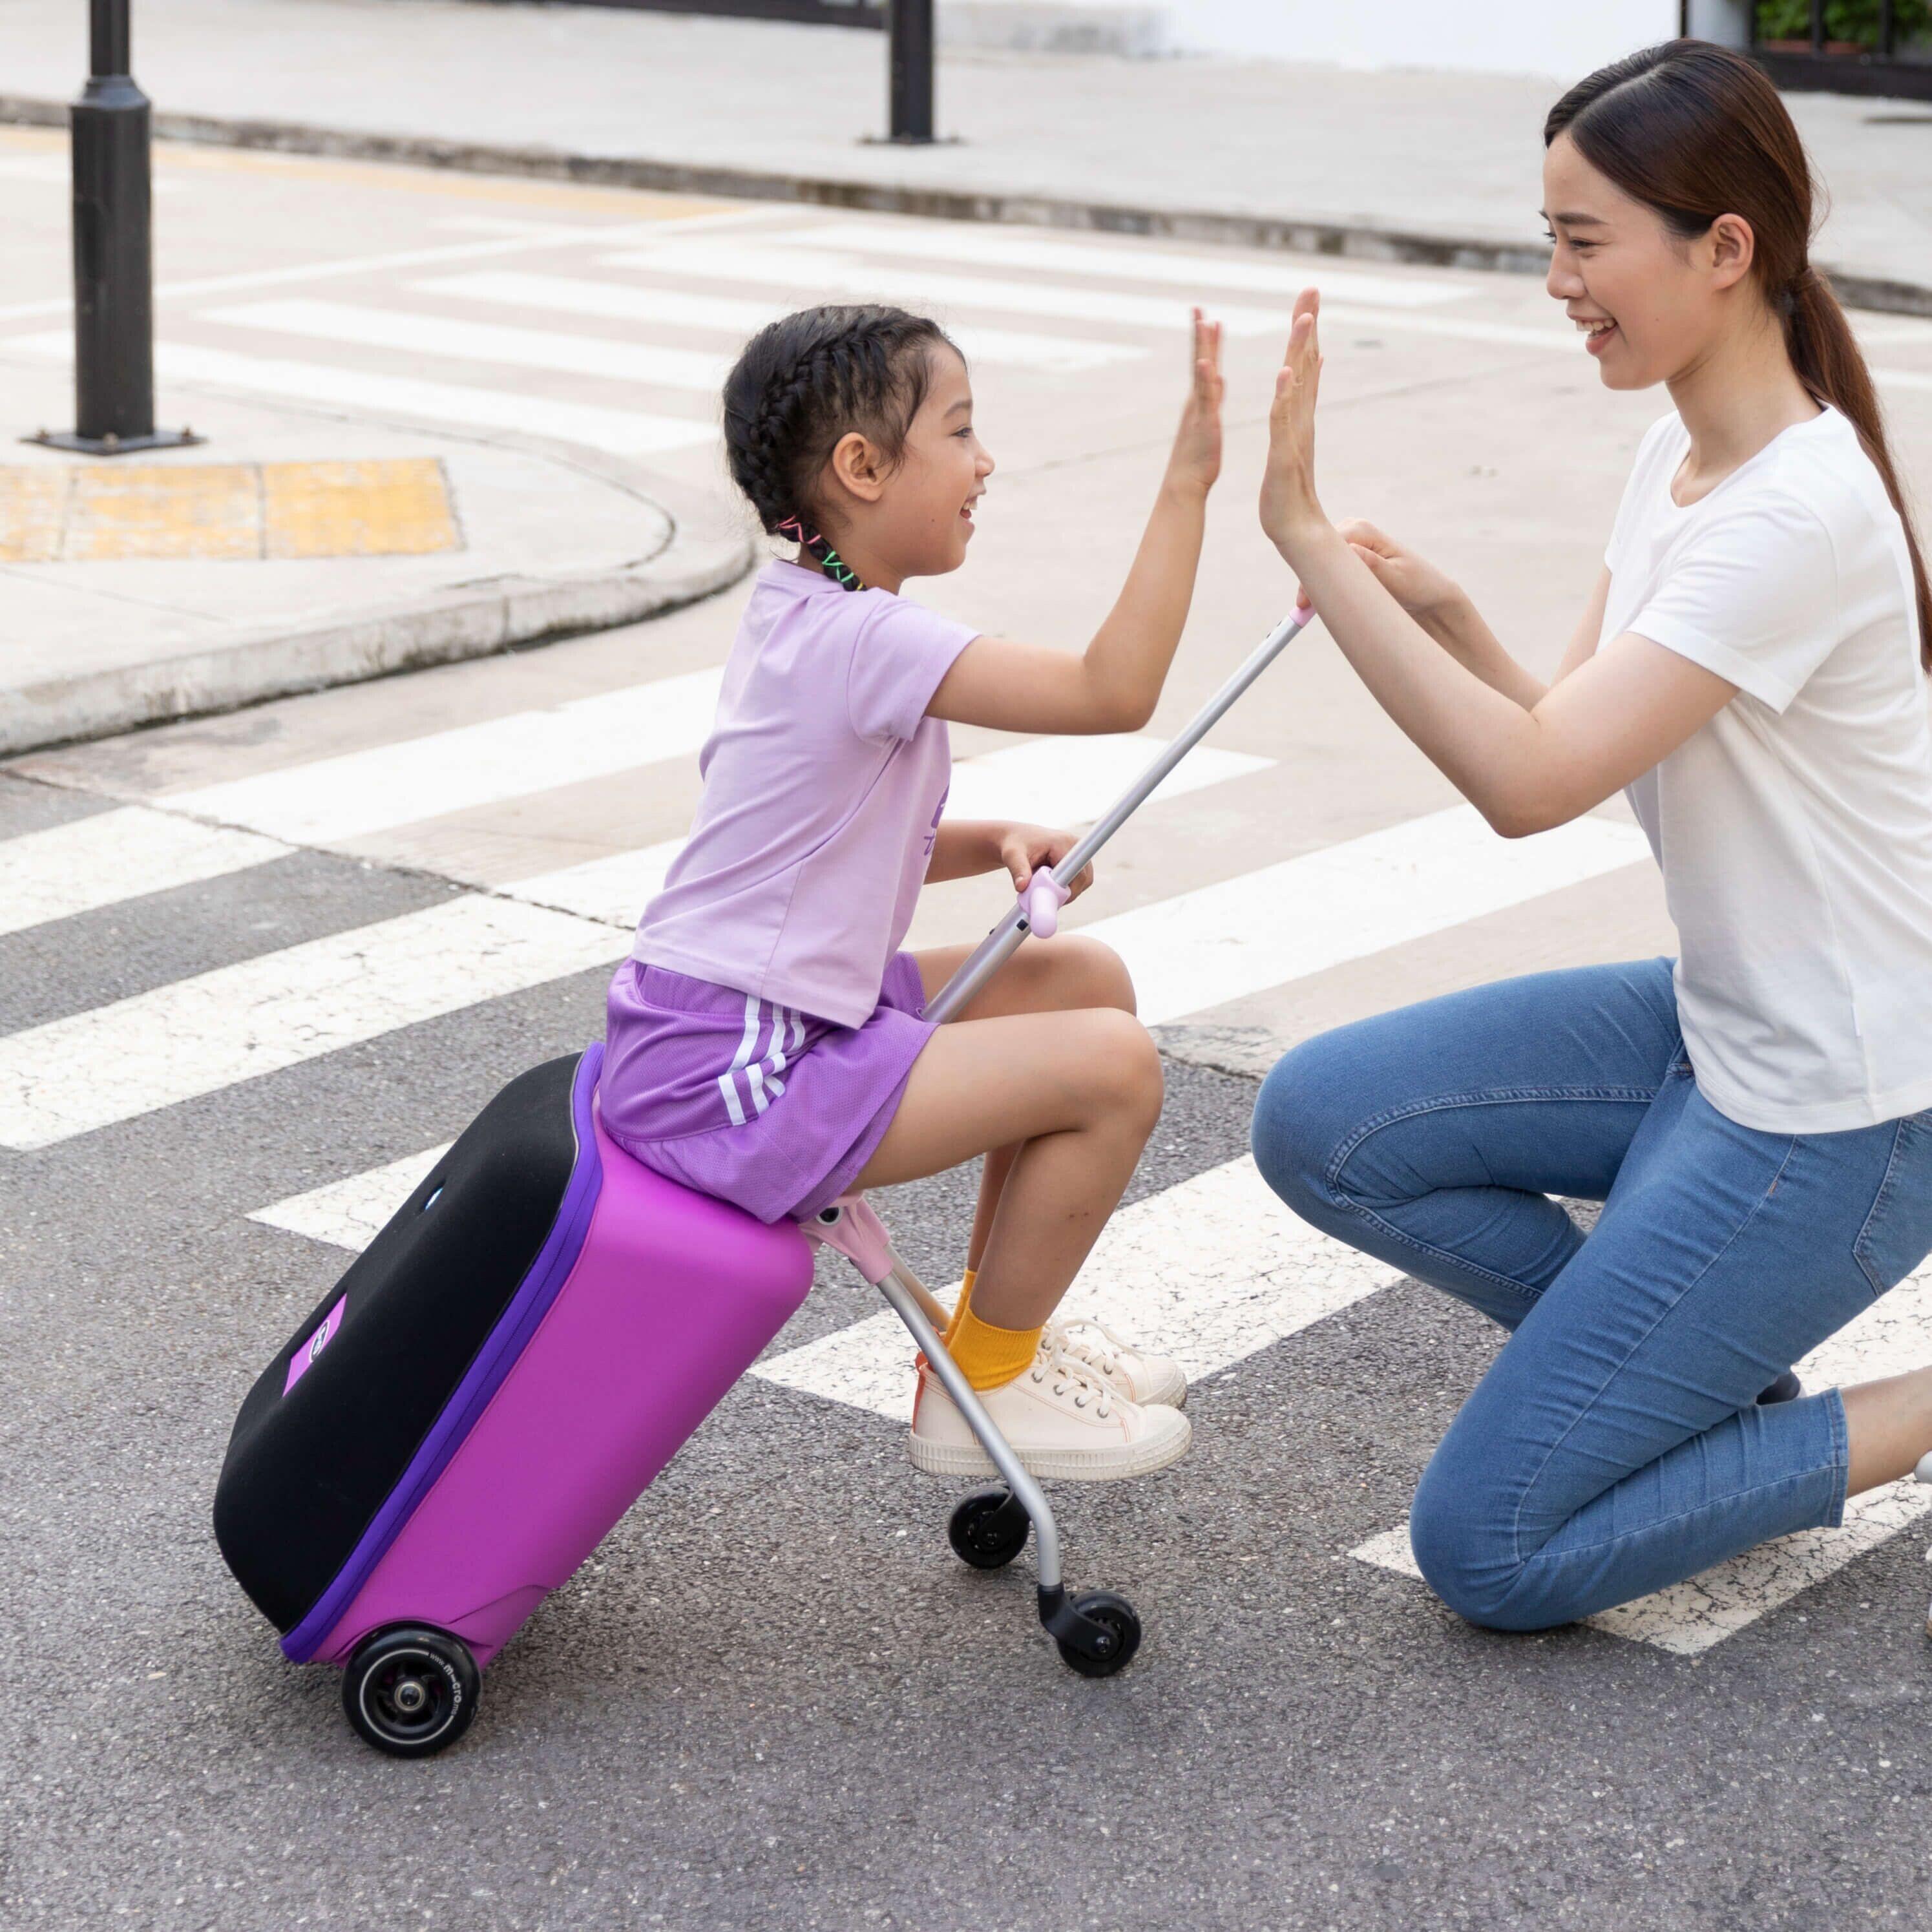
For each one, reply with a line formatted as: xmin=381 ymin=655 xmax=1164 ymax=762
xmin=941 ymin=1267 xmax=978 ymax=1346
xmin=947 ymin=1302 xmax=1042 ymax=1392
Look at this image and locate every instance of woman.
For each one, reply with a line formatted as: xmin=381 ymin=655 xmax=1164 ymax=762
xmin=1250 ymin=40 xmax=1932 ymax=1632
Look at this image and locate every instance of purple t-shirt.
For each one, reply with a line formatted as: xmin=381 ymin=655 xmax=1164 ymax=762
xmin=632 ymin=560 xmax=980 ymax=1029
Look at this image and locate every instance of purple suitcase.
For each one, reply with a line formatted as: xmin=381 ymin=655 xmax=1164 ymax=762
xmin=215 ymin=1043 xmax=812 ymax=1754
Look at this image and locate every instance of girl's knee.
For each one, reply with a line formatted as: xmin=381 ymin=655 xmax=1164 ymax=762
xmin=1040 ymin=934 xmax=1137 ymax=1015
xmin=1080 ymin=1007 xmax=1163 ymax=1127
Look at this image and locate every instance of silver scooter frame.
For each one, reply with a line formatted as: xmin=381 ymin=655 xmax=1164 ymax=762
xmin=805 ymin=604 xmax=1315 ymax=1672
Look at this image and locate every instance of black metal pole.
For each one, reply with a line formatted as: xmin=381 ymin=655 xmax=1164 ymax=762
xmin=888 ymin=0 xmax=934 ymax=144
xmin=28 ymin=0 xmax=197 ymax=454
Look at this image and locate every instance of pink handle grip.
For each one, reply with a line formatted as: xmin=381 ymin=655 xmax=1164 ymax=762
xmin=1024 ymin=872 xmax=1071 ymax=939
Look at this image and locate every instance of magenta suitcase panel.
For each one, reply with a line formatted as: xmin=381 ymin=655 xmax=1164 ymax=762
xmin=310 ymin=1098 xmax=814 ymax=1667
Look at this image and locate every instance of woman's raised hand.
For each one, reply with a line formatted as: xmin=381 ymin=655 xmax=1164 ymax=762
xmin=1164 ymin=307 xmax=1226 ymax=499
xmin=1259 ymin=289 xmax=1325 ymax=555
xmin=1299 ymin=519 xmax=1464 ymax=627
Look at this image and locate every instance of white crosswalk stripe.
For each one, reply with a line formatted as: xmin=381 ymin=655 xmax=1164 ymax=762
xmin=8 ymin=334 xmax=719 ymax=457
xmin=1352 ymin=1258 xmax=1932 ymax=1655
xmin=753 ymin=1155 xmax=1400 ymax=1420
xmin=0 ymin=807 xmax=292 ymax=938
xmin=250 ymin=1142 xmax=451 ymax=1249
xmin=0 ymin=896 xmax=625 ymax=1150
xmin=1088 ymin=805 xmax=1648 ymax=1029
xmin=204 ymin=298 xmax=736 ymax=393
xmin=600 ymin=242 xmax=1305 ymax=339
xmin=412 ymin=270 xmax=1150 ymax=372
xmin=784 ymin=221 xmax=1476 ymax=308
xmin=162 ymin=668 xmax=725 ymax=847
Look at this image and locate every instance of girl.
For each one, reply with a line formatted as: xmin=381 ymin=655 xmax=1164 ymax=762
xmin=604 ymin=301 xmax=1228 ymax=1481
xmin=1252 ymin=42 xmax=1932 ymax=1630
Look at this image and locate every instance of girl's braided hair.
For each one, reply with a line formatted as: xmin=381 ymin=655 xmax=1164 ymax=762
xmin=722 ymin=304 xmax=959 ymax=577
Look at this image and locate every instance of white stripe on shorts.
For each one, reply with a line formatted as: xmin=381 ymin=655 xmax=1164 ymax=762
xmin=716 ymin=992 xmax=765 ymax=1129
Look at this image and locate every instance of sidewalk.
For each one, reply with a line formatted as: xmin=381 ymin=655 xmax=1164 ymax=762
xmin=1 ymin=0 xmax=1927 ymax=311
xmin=0 ymin=362 xmax=748 ymax=754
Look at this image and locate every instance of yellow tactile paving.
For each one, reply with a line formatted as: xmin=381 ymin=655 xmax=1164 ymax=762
xmin=261 ymin=459 xmax=461 ymax=560
xmin=0 ymin=468 xmax=70 ymax=563
xmin=0 ymin=459 xmax=461 ymax=562
xmin=65 ymin=463 xmax=261 ymax=563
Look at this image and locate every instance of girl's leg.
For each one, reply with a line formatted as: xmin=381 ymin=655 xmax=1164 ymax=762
xmin=1408 ymin=1086 xmax=1932 ymax=1630
xmin=911 ymin=936 xmax=1137 ymax=1276
xmin=1251 ymin=959 xmax=1684 ymax=1328
xmin=852 ymin=1000 xmax=1163 ymax=1332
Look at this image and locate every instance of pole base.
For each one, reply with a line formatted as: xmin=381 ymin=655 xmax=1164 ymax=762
xmin=860 ymin=132 xmax=964 ymax=148
xmin=24 ymin=426 xmax=203 ymax=457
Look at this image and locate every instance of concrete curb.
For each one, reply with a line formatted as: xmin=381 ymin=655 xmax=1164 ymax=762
xmin=3 ymin=93 xmax=1927 ymax=318
xmin=0 ymin=432 xmax=755 ymax=756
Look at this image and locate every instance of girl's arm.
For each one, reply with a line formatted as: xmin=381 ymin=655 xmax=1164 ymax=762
xmin=1262 ymin=293 xmax=1736 ymax=839
xmin=928 ymin=819 xmax=1096 ymax=896
xmin=927 ymin=312 xmax=1225 ymax=737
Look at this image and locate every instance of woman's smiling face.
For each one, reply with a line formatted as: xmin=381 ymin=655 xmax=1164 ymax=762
xmin=1542 ymin=131 xmax=1753 ymax=392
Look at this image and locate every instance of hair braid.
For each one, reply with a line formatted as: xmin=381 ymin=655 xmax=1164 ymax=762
xmin=722 ymin=304 xmax=960 ymax=588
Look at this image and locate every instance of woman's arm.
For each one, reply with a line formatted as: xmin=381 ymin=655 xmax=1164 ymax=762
xmin=928 ymin=313 xmax=1225 ymax=737
xmin=1263 ymin=294 xmax=1736 ymax=837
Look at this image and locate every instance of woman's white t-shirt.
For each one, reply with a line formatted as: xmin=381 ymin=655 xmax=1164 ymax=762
xmin=1603 ymin=405 xmax=1932 ymax=1133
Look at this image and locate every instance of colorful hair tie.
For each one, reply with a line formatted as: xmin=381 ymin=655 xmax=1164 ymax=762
xmin=775 ymin=514 xmax=865 ymax=593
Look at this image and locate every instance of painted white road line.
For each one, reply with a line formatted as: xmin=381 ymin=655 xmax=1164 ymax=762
xmin=0 ymin=807 xmax=293 ymax=939
xmin=502 ymin=838 xmax=683 ymax=927
xmin=601 ymin=243 xmax=1302 ymax=339
xmin=162 ymin=667 xmax=724 ymax=847
xmin=753 ymin=1153 xmax=1402 ymax=1421
xmin=1353 ymin=1257 xmax=1932 ymax=1657
xmin=0 ymin=896 xmax=625 ymax=1150
xmin=412 ymin=269 xmax=1148 ymax=373
xmin=488 ymin=735 xmax=1268 ymax=927
xmin=941 ymin=733 xmax=1270 ymax=826
xmin=0 ymin=202 xmax=780 ymax=324
xmin=250 ymin=1142 xmax=451 ymax=1249
xmin=6 ymin=335 xmax=718 ymax=458
xmin=1080 ymin=804 xmax=1651 ymax=1028
xmin=204 ymin=299 xmax=734 ymax=393
xmin=786 ymin=221 xmax=1473 ymax=308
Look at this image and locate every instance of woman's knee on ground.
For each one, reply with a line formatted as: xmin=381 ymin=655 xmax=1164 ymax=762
xmin=1406 ymin=1442 xmax=1577 ymax=1634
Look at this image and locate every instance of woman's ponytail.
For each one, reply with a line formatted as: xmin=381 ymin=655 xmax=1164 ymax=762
xmin=1785 ymin=266 xmax=1932 ymax=666
xmin=1548 ymin=41 xmax=1931 ymax=671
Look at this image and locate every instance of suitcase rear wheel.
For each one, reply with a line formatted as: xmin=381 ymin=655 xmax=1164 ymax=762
xmin=343 ymin=1626 xmax=480 ymax=1758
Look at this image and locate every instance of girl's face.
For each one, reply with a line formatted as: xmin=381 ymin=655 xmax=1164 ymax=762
xmin=1542 ymin=132 xmax=1756 ymax=392
xmin=872 ymin=344 xmax=995 ymax=578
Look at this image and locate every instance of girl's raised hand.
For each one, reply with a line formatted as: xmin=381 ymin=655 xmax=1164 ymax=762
xmin=1164 ymin=308 xmax=1225 ymax=499
xmin=1259 ymin=289 xmax=1325 ymax=554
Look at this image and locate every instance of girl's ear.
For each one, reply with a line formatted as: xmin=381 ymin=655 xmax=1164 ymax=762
xmin=1708 ymin=211 xmax=1756 ymax=291
xmin=827 ymin=430 xmax=888 ymax=505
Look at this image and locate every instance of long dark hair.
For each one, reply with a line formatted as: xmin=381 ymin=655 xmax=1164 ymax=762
xmin=1547 ymin=40 xmax=1931 ymax=670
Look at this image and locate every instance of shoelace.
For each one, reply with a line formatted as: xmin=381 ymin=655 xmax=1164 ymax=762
xmin=1029 ymin=1333 xmax=1116 ymax=1418
xmin=1042 ymin=1314 xmax=1131 ymax=1383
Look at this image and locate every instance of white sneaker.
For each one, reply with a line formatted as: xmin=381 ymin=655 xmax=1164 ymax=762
xmin=1042 ymin=1314 xmax=1187 ymax=1410
xmin=908 ymin=1340 xmax=1192 ymax=1483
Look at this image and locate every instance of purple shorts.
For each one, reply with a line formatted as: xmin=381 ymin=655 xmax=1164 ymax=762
xmin=599 ymin=954 xmax=936 ymax=1225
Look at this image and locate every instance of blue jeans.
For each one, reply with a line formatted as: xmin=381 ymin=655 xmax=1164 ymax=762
xmin=1250 ymin=958 xmax=1932 ymax=1632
